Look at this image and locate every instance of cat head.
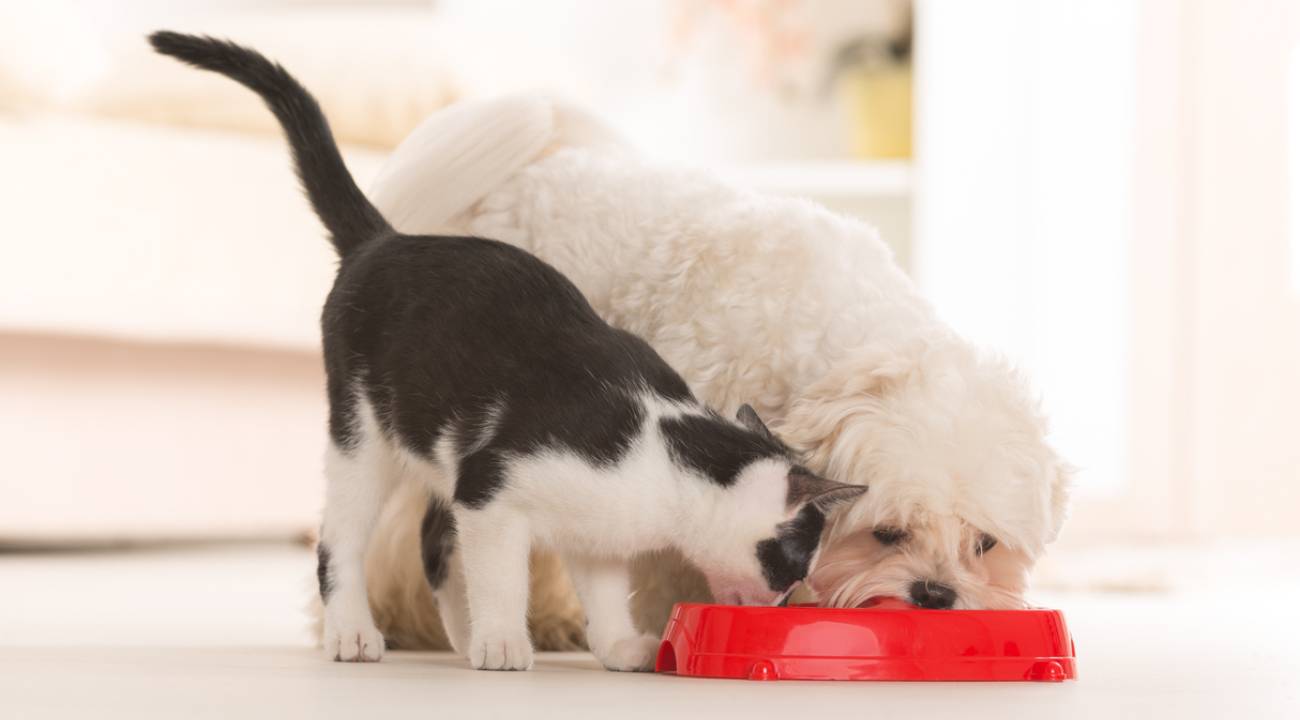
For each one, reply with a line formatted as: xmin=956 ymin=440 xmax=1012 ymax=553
xmin=661 ymin=403 xmax=867 ymax=605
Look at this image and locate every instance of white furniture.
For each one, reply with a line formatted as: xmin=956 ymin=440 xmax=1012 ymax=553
xmin=0 ymin=2 xmax=442 ymax=542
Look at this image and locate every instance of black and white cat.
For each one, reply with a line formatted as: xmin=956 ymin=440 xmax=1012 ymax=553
xmin=150 ymin=32 xmax=865 ymax=672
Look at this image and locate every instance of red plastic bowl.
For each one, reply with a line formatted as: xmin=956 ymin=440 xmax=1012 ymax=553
xmin=655 ymin=598 xmax=1076 ymax=682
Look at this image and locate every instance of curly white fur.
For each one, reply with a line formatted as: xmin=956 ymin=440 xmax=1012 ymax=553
xmin=345 ymin=95 xmax=1070 ymax=647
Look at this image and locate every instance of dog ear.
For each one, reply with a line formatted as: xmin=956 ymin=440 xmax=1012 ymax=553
xmin=736 ymin=403 xmax=774 ymax=440
xmin=787 ymin=468 xmax=867 ymax=512
xmin=1045 ymin=460 xmax=1075 ymax=543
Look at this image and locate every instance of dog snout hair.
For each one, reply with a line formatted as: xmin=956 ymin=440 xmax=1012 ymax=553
xmin=908 ymin=580 xmax=957 ymax=609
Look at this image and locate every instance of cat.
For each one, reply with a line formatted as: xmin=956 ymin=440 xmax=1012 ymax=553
xmin=150 ymin=31 xmax=865 ymax=672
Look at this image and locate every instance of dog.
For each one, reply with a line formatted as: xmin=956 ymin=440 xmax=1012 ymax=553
xmin=326 ymin=96 xmax=1071 ymax=649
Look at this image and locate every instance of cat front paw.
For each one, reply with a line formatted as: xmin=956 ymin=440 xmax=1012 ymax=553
xmin=593 ymin=634 xmax=660 ymax=672
xmin=323 ymin=614 xmax=385 ymax=662
xmin=468 ymin=628 xmax=534 ymax=671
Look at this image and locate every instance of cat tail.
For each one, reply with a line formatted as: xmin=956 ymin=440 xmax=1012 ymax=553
xmin=148 ymin=31 xmax=390 ymax=258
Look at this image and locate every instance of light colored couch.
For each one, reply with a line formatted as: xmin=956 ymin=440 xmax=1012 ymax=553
xmin=0 ymin=2 xmax=454 ymax=542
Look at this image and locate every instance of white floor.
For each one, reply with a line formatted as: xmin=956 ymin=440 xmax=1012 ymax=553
xmin=2 ymin=544 xmax=1298 ymax=719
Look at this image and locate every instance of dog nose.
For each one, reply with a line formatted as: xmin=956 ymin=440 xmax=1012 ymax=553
xmin=908 ymin=580 xmax=957 ymax=609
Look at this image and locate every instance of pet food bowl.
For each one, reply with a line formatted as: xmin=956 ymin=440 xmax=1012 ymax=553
xmin=655 ymin=597 xmax=1076 ymax=682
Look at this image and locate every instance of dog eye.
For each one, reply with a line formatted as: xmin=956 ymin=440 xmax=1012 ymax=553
xmin=872 ymin=527 xmax=908 ymax=545
xmin=976 ymin=534 xmax=998 ymax=555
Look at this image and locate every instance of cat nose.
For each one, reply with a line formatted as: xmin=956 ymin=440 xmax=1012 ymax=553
xmin=908 ymin=580 xmax=957 ymax=609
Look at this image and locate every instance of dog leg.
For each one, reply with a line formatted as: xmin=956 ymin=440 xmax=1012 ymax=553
xmin=433 ymin=552 xmax=471 ymax=656
xmin=566 ymin=554 xmax=659 ymax=671
xmin=420 ymin=497 xmax=470 ymax=655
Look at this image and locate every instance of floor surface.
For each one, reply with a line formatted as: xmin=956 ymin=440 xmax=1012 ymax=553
xmin=2 ymin=544 xmax=1297 ymax=719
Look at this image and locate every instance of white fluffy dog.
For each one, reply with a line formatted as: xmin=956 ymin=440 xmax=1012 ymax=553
xmin=337 ymin=96 xmax=1070 ymax=649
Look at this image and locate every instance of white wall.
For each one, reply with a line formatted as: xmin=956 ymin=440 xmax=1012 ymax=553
xmin=1185 ymin=0 xmax=1300 ymax=536
xmin=914 ymin=0 xmax=1134 ymax=501
xmin=916 ymin=0 xmax=1300 ymax=540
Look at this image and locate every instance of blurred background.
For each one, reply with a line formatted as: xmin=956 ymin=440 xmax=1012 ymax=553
xmin=1 ymin=0 xmax=1298 ymax=676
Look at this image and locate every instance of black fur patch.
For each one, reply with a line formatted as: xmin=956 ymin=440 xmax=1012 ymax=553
xmin=420 ymin=500 xmax=457 ymax=591
xmin=755 ymin=505 xmax=826 ymax=592
xmin=325 ymin=371 xmax=358 ymax=451
xmin=316 ymin=543 xmax=334 ymax=602
xmin=660 ymin=413 xmax=788 ymax=486
xmin=316 ymin=231 xmax=698 ymax=508
xmin=320 ymin=232 xmax=701 ymax=509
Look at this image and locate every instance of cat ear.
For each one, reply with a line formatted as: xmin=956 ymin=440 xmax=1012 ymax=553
xmin=787 ymin=468 xmax=867 ymax=513
xmin=736 ymin=403 xmax=774 ymax=440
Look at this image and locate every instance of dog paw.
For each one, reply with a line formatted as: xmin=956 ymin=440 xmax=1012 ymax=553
xmin=324 ymin=615 xmax=385 ymax=662
xmin=468 ymin=628 xmax=534 ymax=671
xmin=593 ymin=634 xmax=659 ymax=672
